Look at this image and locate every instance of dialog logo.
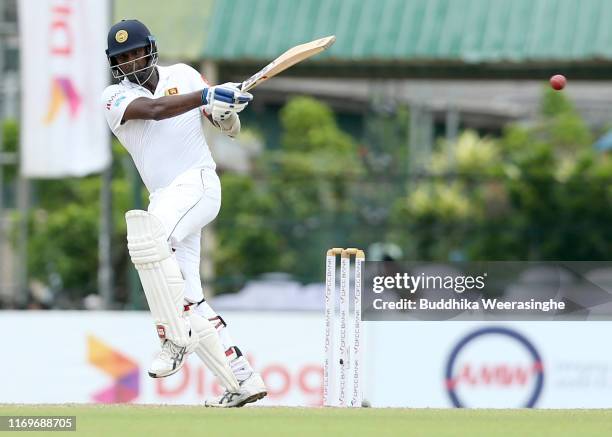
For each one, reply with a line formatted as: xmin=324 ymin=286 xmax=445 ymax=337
xmin=445 ymin=327 xmax=544 ymax=408
xmin=43 ymin=77 xmax=82 ymax=124
xmin=87 ymin=335 xmax=139 ymax=403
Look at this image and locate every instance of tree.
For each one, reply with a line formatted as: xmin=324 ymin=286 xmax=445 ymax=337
xmin=213 ymin=172 xmax=288 ymax=292
xmin=213 ymin=97 xmax=363 ymax=287
xmin=11 ymin=137 xmax=133 ymax=306
xmin=269 ymin=97 xmax=362 ymax=281
xmin=391 ymin=87 xmax=612 ymax=261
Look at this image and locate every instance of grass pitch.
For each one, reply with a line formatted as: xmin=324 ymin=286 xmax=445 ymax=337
xmin=0 ymin=405 xmax=611 ymax=437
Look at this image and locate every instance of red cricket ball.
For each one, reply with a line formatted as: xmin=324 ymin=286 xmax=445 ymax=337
xmin=550 ymin=74 xmax=566 ymax=91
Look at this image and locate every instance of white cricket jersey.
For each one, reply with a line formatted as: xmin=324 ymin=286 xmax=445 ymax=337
xmin=101 ymin=63 xmax=215 ymax=192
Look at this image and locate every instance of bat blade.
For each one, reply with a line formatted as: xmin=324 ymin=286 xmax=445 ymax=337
xmin=240 ymin=35 xmax=336 ymax=92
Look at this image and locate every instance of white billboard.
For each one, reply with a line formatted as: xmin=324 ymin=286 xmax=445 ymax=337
xmin=1 ymin=311 xmax=612 ymax=408
xmin=0 ymin=311 xmax=323 ymax=406
xmin=18 ymin=0 xmax=111 ymax=177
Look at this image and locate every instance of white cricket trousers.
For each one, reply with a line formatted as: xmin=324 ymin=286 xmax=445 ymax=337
xmin=147 ymin=167 xmax=221 ymax=303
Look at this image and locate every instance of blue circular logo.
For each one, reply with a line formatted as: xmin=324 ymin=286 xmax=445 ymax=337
xmin=445 ymin=327 xmax=544 ymax=408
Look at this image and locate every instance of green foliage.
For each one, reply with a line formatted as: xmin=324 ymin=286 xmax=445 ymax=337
xmin=361 ymin=105 xmax=410 ymax=177
xmin=1 ymin=119 xmax=18 ymax=185
xmin=279 ymin=97 xmax=345 ymax=152
xmin=433 ymin=131 xmax=502 ymax=177
xmin=540 ymin=86 xmax=575 ymax=117
xmin=391 ymin=88 xmax=612 ymax=261
xmin=10 ymin=136 xmax=133 ymax=301
xmin=27 ymin=199 xmax=99 ymax=295
xmin=533 ymin=88 xmax=593 ymax=152
xmin=214 ymin=172 xmax=288 ymax=290
xmin=272 ymin=98 xmax=362 ymax=280
xmin=213 ymin=97 xmax=362 ymax=289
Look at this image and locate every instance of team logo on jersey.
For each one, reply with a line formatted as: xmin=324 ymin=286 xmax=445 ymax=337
xmin=156 ymin=325 xmax=167 ymax=339
xmin=114 ymin=96 xmax=127 ymax=107
xmin=165 ymin=87 xmax=178 ymax=96
xmin=105 ymin=91 xmax=124 ymax=110
xmin=115 ymin=30 xmax=128 ymax=43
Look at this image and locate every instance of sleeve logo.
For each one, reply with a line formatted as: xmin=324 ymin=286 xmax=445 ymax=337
xmin=105 ymin=91 xmax=124 ymax=110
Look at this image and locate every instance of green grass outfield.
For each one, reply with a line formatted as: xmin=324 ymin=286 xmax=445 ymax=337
xmin=0 ymin=405 xmax=611 ymax=437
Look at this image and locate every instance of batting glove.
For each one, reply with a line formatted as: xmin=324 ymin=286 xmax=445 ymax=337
xmin=201 ymin=83 xmax=253 ymax=123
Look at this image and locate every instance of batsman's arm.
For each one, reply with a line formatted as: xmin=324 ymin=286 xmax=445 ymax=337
xmin=122 ymin=90 xmax=205 ymax=123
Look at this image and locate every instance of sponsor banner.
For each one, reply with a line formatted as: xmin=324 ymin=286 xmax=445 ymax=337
xmin=0 ymin=311 xmax=322 ymax=406
xmin=1 ymin=311 xmax=612 ymax=408
xmin=363 ymin=261 xmax=612 ymax=321
xmin=18 ymin=0 xmax=110 ymax=177
xmin=366 ymin=321 xmax=612 ymax=408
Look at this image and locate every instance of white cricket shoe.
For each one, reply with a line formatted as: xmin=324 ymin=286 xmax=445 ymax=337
xmin=204 ymin=372 xmax=267 ymax=408
xmin=148 ymin=339 xmax=188 ymax=378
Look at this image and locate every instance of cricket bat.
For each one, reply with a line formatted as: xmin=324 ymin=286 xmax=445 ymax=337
xmin=240 ymin=35 xmax=336 ymax=92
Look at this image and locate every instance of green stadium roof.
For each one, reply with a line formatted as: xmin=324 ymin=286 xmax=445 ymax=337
xmin=203 ymin=0 xmax=612 ymax=63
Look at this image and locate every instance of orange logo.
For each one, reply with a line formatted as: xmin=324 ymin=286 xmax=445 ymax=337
xmin=87 ymin=335 xmax=139 ymax=403
xmin=43 ymin=77 xmax=82 ymax=124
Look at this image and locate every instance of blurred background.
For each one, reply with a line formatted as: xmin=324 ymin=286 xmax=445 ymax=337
xmin=1 ymin=0 xmax=612 ymax=408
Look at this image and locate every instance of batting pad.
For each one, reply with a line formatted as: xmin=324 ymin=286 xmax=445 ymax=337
xmin=126 ymin=210 xmax=192 ymax=347
xmin=189 ymin=311 xmax=240 ymax=392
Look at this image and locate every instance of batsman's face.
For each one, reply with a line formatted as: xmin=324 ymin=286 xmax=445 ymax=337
xmin=115 ymin=47 xmax=148 ymax=74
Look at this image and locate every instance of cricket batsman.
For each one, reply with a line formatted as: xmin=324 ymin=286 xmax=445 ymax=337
xmin=101 ymin=19 xmax=266 ymax=407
